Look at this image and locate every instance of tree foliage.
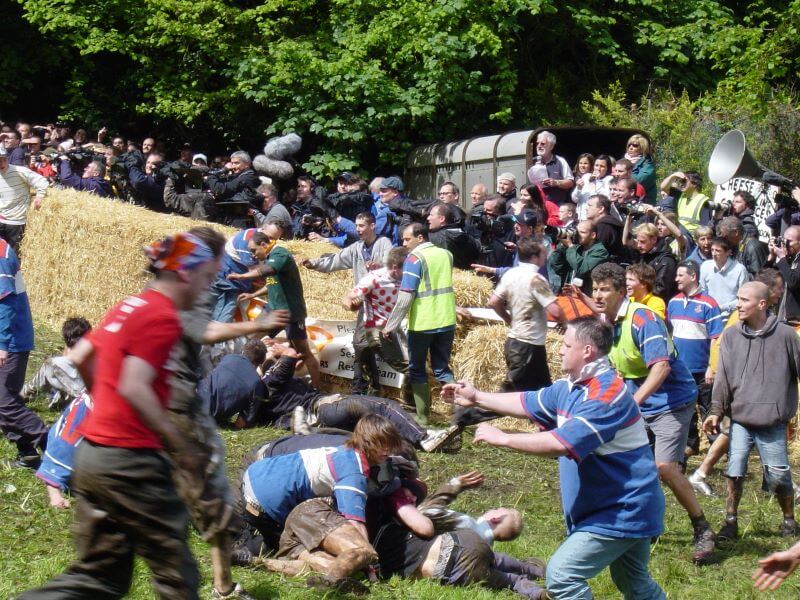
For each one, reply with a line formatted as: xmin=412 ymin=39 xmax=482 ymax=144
xmin=10 ymin=0 xmax=800 ymax=176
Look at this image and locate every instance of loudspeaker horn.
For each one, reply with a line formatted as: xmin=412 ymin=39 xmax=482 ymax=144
xmin=708 ymin=129 xmax=795 ymax=189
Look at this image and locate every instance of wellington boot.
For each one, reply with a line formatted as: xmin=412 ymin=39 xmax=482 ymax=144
xmin=411 ymin=382 xmax=430 ymax=426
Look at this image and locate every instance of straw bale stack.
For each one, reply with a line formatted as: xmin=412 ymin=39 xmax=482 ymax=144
xmin=452 ymin=325 xmax=564 ymax=392
xmin=22 ymin=190 xmax=234 ymax=329
xmin=452 ymin=269 xmax=494 ymax=307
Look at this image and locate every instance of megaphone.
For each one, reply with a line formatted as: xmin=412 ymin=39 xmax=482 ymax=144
xmin=708 ymin=129 xmax=796 ymax=189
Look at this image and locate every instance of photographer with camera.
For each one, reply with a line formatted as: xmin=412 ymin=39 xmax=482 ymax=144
xmin=206 ymin=150 xmax=261 ymax=208
xmin=162 ymin=162 xmax=216 ymax=222
xmin=427 ymin=202 xmax=480 ymax=269
xmin=765 ymin=188 xmax=800 ymax=237
xmin=660 ymin=171 xmax=712 ymax=236
xmin=57 ymin=153 xmax=111 ymax=198
xmin=252 ymin=182 xmax=291 ymax=234
xmin=325 ymin=172 xmax=373 ymax=224
xmin=585 ymin=194 xmax=626 ymax=261
xmin=548 ymin=220 xmax=609 ymax=295
xmin=126 ymin=151 xmax=167 ymax=212
xmin=768 ymin=225 xmax=800 ymax=323
xmin=466 ymin=195 xmax=515 ymax=269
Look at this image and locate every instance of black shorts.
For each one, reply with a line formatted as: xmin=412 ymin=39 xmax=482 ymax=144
xmin=267 ymin=320 xmax=308 ymax=341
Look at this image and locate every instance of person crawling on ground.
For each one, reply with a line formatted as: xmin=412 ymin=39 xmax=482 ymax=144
xmin=251 ymin=342 xmax=458 ymax=452
xmin=238 ymin=413 xmax=404 ymax=590
xmin=21 ymin=317 xmax=91 ymax=410
xmin=196 ymin=338 xmax=267 ymax=428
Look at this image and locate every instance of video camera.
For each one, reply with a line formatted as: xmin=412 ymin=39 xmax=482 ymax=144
xmin=470 ymin=211 xmax=514 ymax=237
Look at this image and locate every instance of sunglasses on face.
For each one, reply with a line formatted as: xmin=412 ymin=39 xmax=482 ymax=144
xmin=628 ymin=143 xmax=640 ymax=148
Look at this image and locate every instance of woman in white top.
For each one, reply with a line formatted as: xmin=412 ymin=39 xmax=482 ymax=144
xmin=573 ymin=154 xmax=614 ymax=220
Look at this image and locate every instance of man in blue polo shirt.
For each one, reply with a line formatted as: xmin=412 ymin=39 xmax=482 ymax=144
xmin=443 ymin=316 xmax=665 ymax=599
xmin=667 ymin=260 xmax=723 ymax=461
xmin=592 ymin=261 xmax=716 ymax=565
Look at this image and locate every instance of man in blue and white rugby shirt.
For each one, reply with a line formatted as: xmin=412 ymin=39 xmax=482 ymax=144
xmin=443 ymin=316 xmax=666 ymax=600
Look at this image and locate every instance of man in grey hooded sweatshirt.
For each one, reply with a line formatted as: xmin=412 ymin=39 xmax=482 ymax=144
xmin=703 ymin=281 xmax=800 ymax=541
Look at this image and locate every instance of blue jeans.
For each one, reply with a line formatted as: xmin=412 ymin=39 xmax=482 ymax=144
xmin=407 ymin=329 xmax=455 ymax=385
xmin=726 ymin=421 xmax=794 ymax=495
xmin=546 ymin=531 xmax=665 ymax=600
xmin=210 ymin=279 xmax=243 ymax=323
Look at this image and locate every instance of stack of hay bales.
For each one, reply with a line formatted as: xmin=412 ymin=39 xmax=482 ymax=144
xmin=22 ymin=190 xmax=563 ymax=414
xmin=22 ymin=190 xmax=234 ymax=329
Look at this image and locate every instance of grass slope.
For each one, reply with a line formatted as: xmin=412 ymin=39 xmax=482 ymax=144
xmin=2 ymin=322 xmax=799 ymax=599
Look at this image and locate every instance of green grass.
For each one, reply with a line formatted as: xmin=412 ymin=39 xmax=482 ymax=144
xmin=3 ymin=321 xmax=800 ymax=598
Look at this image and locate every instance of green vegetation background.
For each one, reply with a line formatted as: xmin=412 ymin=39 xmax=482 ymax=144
xmin=5 ymin=0 xmax=800 ymax=180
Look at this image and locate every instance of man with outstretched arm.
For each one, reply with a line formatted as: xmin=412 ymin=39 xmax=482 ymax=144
xmin=442 ymin=316 xmax=666 ymax=600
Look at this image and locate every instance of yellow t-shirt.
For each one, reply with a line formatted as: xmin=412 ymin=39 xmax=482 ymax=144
xmin=637 ymin=292 xmax=666 ymax=319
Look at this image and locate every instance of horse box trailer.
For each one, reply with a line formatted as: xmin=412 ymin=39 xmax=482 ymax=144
xmin=404 ymin=126 xmax=648 ymax=206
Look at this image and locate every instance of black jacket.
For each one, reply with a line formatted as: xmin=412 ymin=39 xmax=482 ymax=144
xmin=595 ymin=214 xmax=626 ymax=260
xmin=207 ymin=168 xmax=261 ymax=204
xmin=429 ymin=226 xmax=480 ymax=269
xmin=637 ymin=243 xmax=678 ymax=302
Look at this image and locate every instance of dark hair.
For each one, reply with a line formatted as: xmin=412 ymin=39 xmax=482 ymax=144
xmin=405 ymin=222 xmax=429 ymax=241
xmin=297 ymin=175 xmax=315 ymax=189
xmin=677 ymin=260 xmax=700 ymax=279
xmin=684 ymin=171 xmax=703 ymax=189
xmin=242 ymin=339 xmax=267 ymax=366
xmin=755 ymin=267 xmax=783 ymax=288
xmin=589 ymin=194 xmax=611 ymax=213
xmin=517 ymin=237 xmax=543 ymax=262
xmin=441 ymin=181 xmax=459 ymax=196
xmin=251 ymin=231 xmax=271 ymax=245
xmin=520 ymin=183 xmax=546 ymax=211
xmin=711 ymin=236 xmax=732 ymax=253
xmin=594 ymin=154 xmax=614 ymax=172
xmin=432 ymin=202 xmax=455 ymax=225
xmin=573 ymin=153 xmax=595 ymax=174
xmin=613 ymin=176 xmax=637 ymax=192
xmin=570 ymin=316 xmax=613 ymax=356
xmin=62 ymin=317 xmax=92 ymax=348
xmin=355 ymin=211 xmax=375 ymax=225
xmin=187 ymin=226 xmax=225 ymax=258
xmin=732 ymin=189 xmax=756 ymax=210
xmin=485 ymin=195 xmax=507 ymax=215
xmin=591 ymin=262 xmax=626 ymax=292
xmin=626 ymin=263 xmax=656 ymax=293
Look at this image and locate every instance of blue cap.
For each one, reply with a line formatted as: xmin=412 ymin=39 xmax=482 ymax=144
xmin=380 ymin=176 xmax=404 ymax=192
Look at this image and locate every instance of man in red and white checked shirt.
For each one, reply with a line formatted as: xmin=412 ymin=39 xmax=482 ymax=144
xmin=343 ymin=246 xmax=409 ymax=384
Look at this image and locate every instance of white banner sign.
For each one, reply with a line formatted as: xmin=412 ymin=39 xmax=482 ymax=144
xmin=305 ymin=318 xmax=405 ymax=388
xmin=714 ymin=177 xmax=780 ymax=242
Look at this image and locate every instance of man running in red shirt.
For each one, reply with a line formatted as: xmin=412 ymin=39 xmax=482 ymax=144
xmin=20 ymin=231 xmax=221 ymax=600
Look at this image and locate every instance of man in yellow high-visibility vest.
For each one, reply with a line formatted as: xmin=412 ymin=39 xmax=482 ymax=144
xmin=382 ymin=223 xmax=456 ymax=426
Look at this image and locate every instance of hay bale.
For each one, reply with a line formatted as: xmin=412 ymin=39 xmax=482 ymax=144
xmin=452 ymin=269 xmax=494 ymax=307
xmin=452 ymin=324 xmax=509 ymax=391
xmin=22 ymin=190 xmax=235 ymax=329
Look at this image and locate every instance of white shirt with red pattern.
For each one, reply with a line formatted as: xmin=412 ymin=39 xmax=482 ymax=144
xmin=353 ymin=267 xmax=399 ymax=328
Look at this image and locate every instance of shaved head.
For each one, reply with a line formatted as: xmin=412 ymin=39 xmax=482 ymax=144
xmin=740 ymin=281 xmax=769 ymax=302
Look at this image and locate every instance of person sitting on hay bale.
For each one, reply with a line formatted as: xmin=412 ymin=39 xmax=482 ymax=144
xmin=250 ymin=342 xmax=457 ymax=452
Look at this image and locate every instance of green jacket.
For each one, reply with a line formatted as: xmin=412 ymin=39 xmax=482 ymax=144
xmin=549 ymin=240 xmax=610 ymax=294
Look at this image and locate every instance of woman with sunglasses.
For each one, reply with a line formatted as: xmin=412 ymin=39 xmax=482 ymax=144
xmin=624 ymin=134 xmax=657 ymax=203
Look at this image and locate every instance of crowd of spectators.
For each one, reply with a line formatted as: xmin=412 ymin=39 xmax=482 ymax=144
xmin=8 ymin=120 xmax=800 ymax=598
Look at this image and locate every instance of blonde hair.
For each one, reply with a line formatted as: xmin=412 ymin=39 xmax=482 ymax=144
xmin=633 ymin=222 xmax=659 ymax=239
xmin=695 ymin=226 xmax=714 ymax=238
xmin=627 ymin=134 xmax=651 ymax=156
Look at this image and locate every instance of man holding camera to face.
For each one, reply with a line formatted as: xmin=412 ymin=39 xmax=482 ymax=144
xmin=768 ymin=225 xmax=800 ymax=324
xmin=549 ymin=220 xmax=609 ymax=296
xmin=660 ymin=171 xmax=712 ymax=236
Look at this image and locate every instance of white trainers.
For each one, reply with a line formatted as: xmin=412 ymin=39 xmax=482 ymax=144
xmin=292 ymin=406 xmax=311 ymax=435
xmin=420 ymin=425 xmax=459 ymax=452
xmin=688 ymin=470 xmax=713 ymax=496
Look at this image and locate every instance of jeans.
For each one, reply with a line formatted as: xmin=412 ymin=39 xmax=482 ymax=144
xmin=210 ymin=279 xmax=244 ymax=323
xmin=0 ymin=351 xmax=48 ymax=455
xmin=726 ymin=421 xmax=794 ymax=495
xmin=315 ymin=395 xmax=426 ymax=445
xmin=407 ymin=329 xmax=455 ymax=385
xmin=546 ymin=531 xmax=665 ymax=600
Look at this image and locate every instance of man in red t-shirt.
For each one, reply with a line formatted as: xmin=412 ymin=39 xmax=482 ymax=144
xmin=20 ymin=231 xmax=221 ymax=600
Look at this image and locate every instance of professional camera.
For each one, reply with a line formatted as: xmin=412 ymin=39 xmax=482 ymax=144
xmin=63 ymin=149 xmax=104 ymax=169
xmin=470 ymin=211 xmax=514 ymax=237
xmin=616 ymin=201 xmax=649 ymax=217
xmin=773 ymin=236 xmax=786 ymax=248
xmin=546 ymin=223 xmax=579 ymax=245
